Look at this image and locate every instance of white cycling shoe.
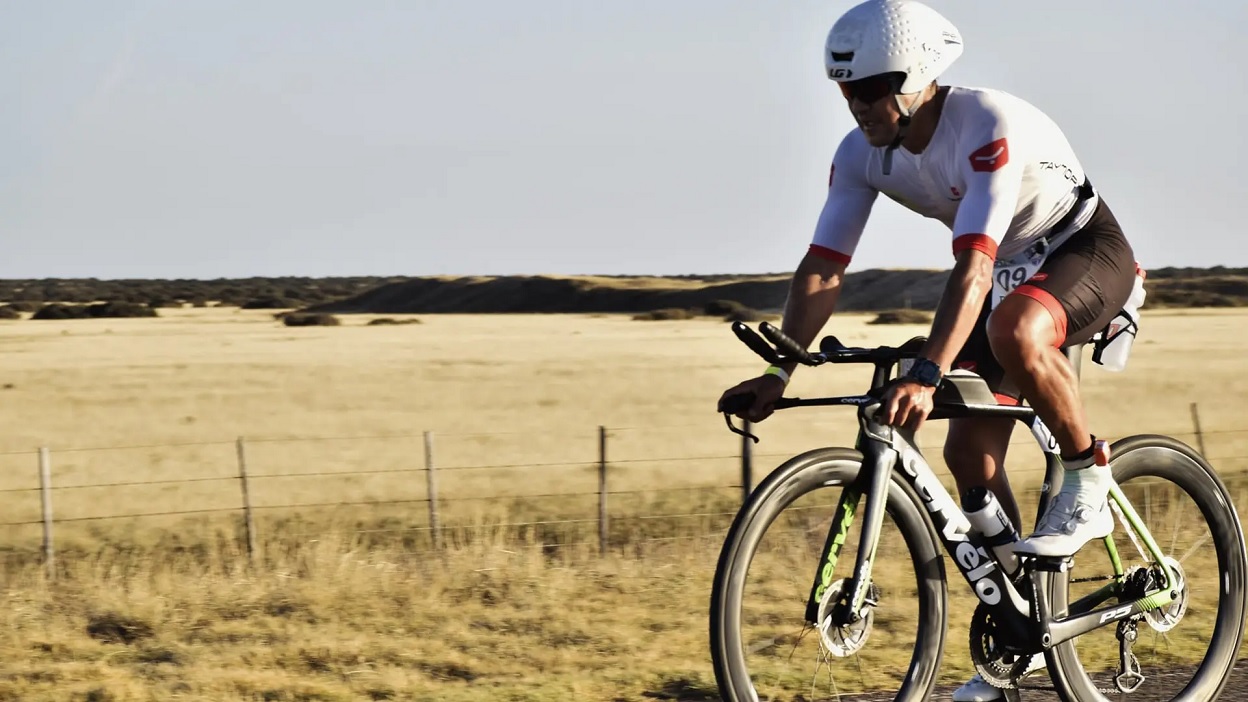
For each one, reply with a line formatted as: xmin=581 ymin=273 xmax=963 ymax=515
xmin=952 ymin=656 xmax=1047 ymax=701
xmin=1014 ymin=464 xmax=1115 ymax=558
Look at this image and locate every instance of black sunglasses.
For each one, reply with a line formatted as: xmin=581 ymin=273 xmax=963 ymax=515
xmin=838 ymin=75 xmax=896 ymax=104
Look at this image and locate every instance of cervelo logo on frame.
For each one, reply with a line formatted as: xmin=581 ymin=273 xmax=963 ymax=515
xmin=969 ymin=138 xmax=1010 ymax=173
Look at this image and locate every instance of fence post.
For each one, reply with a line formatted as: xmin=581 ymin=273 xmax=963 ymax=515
xmin=1190 ymin=402 xmax=1208 ymax=457
xmin=598 ymin=426 xmax=608 ymax=556
xmin=741 ymin=419 xmax=753 ymax=503
xmin=236 ymin=437 xmax=257 ymax=564
xmin=38 ymin=447 xmax=54 ymax=580
xmin=424 ymin=431 xmax=442 ymax=550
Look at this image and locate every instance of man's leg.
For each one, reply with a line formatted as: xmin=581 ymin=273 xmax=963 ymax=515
xmin=987 ymin=295 xmax=1114 ymax=558
xmin=988 ymin=201 xmax=1137 ymax=557
xmin=946 ymin=303 xmax=1041 ymax=702
xmin=944 ymin=417 xmax=1020 ymax=531
xmin=946 ymin=417 xmax=1031 ymax=702
xmin=985 ymin=296 xmax=1089 ymax=457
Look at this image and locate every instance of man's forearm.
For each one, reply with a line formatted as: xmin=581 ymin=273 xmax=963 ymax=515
xmin=775 ymin=254 xmax=846 ymax=376
xmin=921 ymin=250 xmax=994 ymax=372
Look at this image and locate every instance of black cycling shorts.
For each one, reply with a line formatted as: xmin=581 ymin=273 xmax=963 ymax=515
xmin=952 ymin=197 xmax=1137 ymax=405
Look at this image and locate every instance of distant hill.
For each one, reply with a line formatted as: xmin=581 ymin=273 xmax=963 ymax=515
xmin=303 ymin=266 xmax=1248 ymax=315
xmin=0 ymin=266 xmax=1245 ymax=316
xmin=300 ymin=271 xmax=948 ymax=314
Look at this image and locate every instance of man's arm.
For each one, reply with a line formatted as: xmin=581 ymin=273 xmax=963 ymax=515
xmin=773 ymin=251 xmax=848 ymax=378
xmin=879 ymin=247 xmax=994 ymax=430
xmin=920 ymin=248 xmax=994 ymax=373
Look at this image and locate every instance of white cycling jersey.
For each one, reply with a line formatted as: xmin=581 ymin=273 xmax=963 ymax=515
xmin=810 ymin=86 xmax=1099 ymax=265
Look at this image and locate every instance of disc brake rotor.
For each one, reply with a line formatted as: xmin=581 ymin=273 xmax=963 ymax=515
xmin=815 ymin=578 xmax=878 ymax=658
xmin=1144 ymin=556 xmax=1188 ymax=633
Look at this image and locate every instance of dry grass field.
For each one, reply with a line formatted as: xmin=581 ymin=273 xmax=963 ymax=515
xmin=1 ymin=305 xmax=1247 ymax=701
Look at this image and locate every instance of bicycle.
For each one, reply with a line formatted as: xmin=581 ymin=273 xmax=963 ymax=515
xmin=709 ymin=320 xmax=1248 ymax=702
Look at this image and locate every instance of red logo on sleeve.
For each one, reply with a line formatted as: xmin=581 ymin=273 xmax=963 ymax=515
xmin=969 ymin=138 xmax=1010 ymax=173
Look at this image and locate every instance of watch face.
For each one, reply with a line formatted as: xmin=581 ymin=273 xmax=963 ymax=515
xmin=910 ymin=359 xmax=940 ymax=386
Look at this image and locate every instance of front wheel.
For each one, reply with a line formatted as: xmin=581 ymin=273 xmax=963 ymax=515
xmin=1044 ymin=435 xmax=1248 ymax=701
xmin=709 ymin=447 xmax=949 ymax=701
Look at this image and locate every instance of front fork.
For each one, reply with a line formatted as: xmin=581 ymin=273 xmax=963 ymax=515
xmin=805 ymin=416 xmax=1035 ymax=637
xmin=802 ymin=437 xmax=892 ymax=625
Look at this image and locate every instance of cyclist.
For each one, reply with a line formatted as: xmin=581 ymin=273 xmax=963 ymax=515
xmin=717 ymin=1 xmax=1139 ymax=698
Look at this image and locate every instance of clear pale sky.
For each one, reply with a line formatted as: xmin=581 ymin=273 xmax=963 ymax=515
xmin=4 ymin=1 xmax=1243 ymax=279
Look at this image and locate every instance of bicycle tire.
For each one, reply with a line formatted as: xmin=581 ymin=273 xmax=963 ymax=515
xmin=709 ymin=447 xmax=949 ymax=701
xmin=1044 ymin=434 xmax=1248 ymax=701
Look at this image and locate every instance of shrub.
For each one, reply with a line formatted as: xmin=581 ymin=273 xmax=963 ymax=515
xmin=86 ymin=302 xmax=158 ymax=318
xmin=722 ymin=307 xmax=770 ymax=323
xmin=242 ymin=296 xmax=299 ymax=309
xmin=703 ymin=299 xmax=748 ymax=316
xmin=32 ymin=302 xmax=157 ymax=320
xmin=282 ymin=313 xmax=340 ymax=327
xmin=367 ymin=318 xmax=422 ymax=326
xmin=868 ymin=309 xmax=933 ymax=325
xmin=632 ymin=308 xmax=697 ymax=321
xmin=0 ymin=306 xmax=20 ymax=320
xmin=31 ymin=304 xmax=89 ymax=320
xmin=4 ymin=301 xmax=37 ymax=312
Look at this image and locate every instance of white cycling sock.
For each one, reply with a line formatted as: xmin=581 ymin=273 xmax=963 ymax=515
xmin=1059 ymin=450 xmax=1112 ymax=502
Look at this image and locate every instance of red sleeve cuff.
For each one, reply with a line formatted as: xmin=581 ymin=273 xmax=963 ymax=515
xmin=952 ymin=234 xmax=998 ymax=260
xmin=808 ymin=244 xmax=852 ymax=265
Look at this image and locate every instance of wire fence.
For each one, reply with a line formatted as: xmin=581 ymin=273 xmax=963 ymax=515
xmin=2 ymin=401 xmax=1247 ymax=578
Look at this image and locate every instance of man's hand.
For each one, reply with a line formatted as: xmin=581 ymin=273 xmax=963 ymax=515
xmin=880 ymin=379 xmax=936 ymax=432
xmin=718 ymin=375 xmax=787 ymax=423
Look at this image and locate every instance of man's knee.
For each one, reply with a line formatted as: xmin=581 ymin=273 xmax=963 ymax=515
xmin=987 ymin=294 xmax=1061 ymax=366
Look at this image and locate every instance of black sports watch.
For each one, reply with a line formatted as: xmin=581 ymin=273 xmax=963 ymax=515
xmin=906 ymin=358 xmax=944 ymax=388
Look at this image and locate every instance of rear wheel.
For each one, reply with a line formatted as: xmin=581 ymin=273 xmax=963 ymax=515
xmin=1044 ymin=435 xmax=1248 ymax=701
xmin=709 ymin=447 xmax=949 ymax=701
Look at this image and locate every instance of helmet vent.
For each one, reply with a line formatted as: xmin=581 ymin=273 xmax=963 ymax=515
xmin=830 ymin=51 xmax=855 ymax=62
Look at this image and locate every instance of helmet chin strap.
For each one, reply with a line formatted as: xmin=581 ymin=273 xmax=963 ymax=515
xmin=882 ymin=91 xmax=922 ymax=176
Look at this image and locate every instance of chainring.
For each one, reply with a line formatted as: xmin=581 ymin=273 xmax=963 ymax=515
xmin=969 ymin=603 xmax=1040 ymax=690
xmin=815 ymin=578 xmax=879 ymax=658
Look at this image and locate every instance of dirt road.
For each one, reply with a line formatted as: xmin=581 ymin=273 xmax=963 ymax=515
xmin=834 ymin=659 xmax=1247 ymax=701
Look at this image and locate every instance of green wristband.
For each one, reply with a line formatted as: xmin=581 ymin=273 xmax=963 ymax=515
xmin=764 ymin=365 xmax=790 ymax=386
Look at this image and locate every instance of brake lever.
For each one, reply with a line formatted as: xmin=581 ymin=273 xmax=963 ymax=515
xmin=723 ymin=413 xmax=760 ymax=444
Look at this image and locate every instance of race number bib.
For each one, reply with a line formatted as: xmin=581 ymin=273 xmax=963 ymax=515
xmin=991 ymin=254 xmax=1045 ymax=309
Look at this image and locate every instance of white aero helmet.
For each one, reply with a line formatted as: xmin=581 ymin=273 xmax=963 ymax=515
xmin=824 ymin=0 xmax=963 ymax=95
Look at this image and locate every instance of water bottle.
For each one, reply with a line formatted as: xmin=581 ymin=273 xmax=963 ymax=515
xmin=1093 ymin=264 xmax=1147 ymax=372
xmin=961 ymin=486 xmax=1021 ymax=579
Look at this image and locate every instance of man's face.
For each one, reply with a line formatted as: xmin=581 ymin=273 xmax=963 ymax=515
xmin=840 ymin=75 xmax=901 ymax=147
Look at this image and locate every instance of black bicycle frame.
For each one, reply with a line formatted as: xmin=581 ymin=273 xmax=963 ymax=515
xmin=801 ymin=395 xmax=1052 ymax=646
xmin=722 ymin=321 xmax=1184 ymax=661
xmin=792 ymin=343 xmax=1184 ymax=654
